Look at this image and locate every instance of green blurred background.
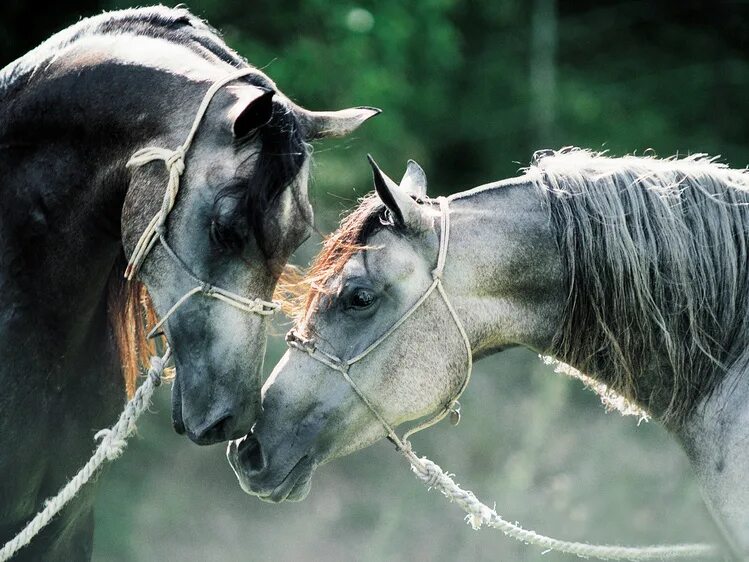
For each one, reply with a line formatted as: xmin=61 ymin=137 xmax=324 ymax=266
xmin=3 ymin=0 xmax=747 ymax=559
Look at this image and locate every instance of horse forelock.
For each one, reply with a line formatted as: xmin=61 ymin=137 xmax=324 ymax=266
xmin=278 ymin=194 xmax=388 ymax=333
xmin=215 ymin=103 xmax=310 ymax=262
xmin=530 ymin=148 xmax=749 ymax=425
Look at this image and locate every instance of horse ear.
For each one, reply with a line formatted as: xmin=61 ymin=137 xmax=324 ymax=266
xmin=400 ymin=160 xmax=427 ymax=198
xmin=368 ymin=155 xmax=431 ymax=231
xmin=231 ymin=88 xmax=275 ymax=139
xmin=294 ymin=106 xmax=381 ymax=140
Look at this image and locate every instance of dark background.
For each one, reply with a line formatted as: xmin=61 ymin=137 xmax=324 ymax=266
xmin=2 ymin=1 xmax=743 ymax=560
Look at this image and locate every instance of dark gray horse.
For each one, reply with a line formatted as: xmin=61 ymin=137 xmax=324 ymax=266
xmin=0 ymin=6 xmax=376 ymax=560
xmin=232 ymin=149 xmax=749 ymax=558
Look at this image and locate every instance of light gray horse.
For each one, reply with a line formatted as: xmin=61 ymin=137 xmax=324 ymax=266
xmin=229 ymin=149 xmax=749 ymax=559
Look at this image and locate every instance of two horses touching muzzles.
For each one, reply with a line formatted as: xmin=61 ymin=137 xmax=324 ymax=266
xmin=1 ymin=5 xmax=748 ymax=562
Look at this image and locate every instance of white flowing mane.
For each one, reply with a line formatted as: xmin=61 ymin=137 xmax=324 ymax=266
xmin=529 ymin=148 xmax=749 ymax=424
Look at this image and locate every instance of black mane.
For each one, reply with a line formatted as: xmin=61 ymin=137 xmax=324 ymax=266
xmin=215 ymin=106 xmax=308 ymax=259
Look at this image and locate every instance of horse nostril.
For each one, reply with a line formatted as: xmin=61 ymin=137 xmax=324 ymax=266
xmin=191 ymin=415 xmax=234 ymax=445
xmin=238 ymin=435 xmax=265 ymax=473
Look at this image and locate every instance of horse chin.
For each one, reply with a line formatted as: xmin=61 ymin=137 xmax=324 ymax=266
xmin=267 ymin=469 xmax=313 ymax=503
xmin=261 ymin=455 xmax=316 ymax=504
xmin=227 ymin=439 xmax=316 ymax=503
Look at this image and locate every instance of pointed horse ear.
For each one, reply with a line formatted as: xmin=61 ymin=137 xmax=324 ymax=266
xmin=293 ymin=106 xmax=381 ymax=140
xmin=231 ymin=87 xmax=275 ymax=139
xmin=400 ymin=160 xmax=427 ymax=199
xmin=368 ymin=155 xmax=432 ymax=232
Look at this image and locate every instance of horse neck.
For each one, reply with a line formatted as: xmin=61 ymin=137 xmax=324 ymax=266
xmin=444 ymin=180 xmax=566 ymax=358
xmin=673 ymin=354 xmax=749 ymax=556
xmin=0 ymin=58 xmax=199 ymax=370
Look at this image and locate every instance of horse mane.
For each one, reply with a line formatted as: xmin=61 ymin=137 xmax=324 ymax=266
xmin=529 ymin=148 xmax=749 ymax=425
xmin=107 ymin=263 xmax=160 ymax=398
xmin=1 ymin=6 xmax=247 ymax=94
xmin=284 ymin=147 xmax=749 ymax=425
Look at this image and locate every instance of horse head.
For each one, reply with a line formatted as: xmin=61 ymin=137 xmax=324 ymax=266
xmin=119 ymin=52 xmax=378 ymax=445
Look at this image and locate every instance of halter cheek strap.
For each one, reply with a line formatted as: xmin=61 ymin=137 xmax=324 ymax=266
xmin=286 ymin=196 xmax=473 ymax=451
xmin=125 ymin=68 xmax=280 ymax=326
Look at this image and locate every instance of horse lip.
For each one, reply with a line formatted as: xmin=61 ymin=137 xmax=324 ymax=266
xmin=172 ymin=415 xmax=186 ymax=434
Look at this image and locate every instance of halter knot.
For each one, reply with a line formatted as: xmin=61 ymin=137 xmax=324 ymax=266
xmin=165 ymin=146 xmax=186 ymax=173
xmin=126 ymin=145 xmax=181 ymax=171
xmin=286 ymin=330 xmax=314 ymax=352
xmin=398 ymin=438 xmax=413 ymax=454
xmin=200 ymin=282 xmax=214 ymax=295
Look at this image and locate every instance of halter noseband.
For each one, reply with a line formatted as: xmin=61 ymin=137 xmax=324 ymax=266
xmin=124 ymin=68 xmax=280 ymax=337
xmin=286 ymin=196 xmax=474 ymax=451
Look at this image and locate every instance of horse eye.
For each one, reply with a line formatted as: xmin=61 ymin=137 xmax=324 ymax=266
xmin=347 ymin=288 xmax=377 ymax=310
xmin=210 ymin=220 xmax=244 ymax=254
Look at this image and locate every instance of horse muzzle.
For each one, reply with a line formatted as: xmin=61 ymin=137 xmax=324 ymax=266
xmin=227 ymin=434 xmax=316 ymax=503
xmin=172 ymin=370 xmax=259 ymax=445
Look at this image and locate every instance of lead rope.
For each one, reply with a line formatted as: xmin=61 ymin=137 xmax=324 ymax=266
xmin=405 ymin=454 xmax=718 ymax=560
xmin=288 ymin=196 xmax=719 ymax=560
xmin=0 ymin=351 xmax=170 ymax=562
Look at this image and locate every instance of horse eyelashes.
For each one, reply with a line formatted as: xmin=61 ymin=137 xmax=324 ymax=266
xmin=210 ymin=219 xmax=245 ymax=254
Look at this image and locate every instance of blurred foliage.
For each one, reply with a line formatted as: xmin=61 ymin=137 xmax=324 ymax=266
xmin=2 ymin=0 xmax=746 ymax=219
xmin=1 ymin=0 xmax=745 ymax=560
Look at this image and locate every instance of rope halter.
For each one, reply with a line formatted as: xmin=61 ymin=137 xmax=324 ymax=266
xmin=286 ymin=196 xmax=473 ymax=453
xmin=124 ymin=68 xmax=280 ymax=325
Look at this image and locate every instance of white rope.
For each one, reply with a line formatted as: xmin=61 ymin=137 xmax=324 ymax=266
xmin=0 ymin=352 xmax=169 ymax=562
xmin=405 ymin=451 xmax=718 ymax=560
xmin=124 ymin=147 xmax=184 ymax=279
xmin=145 ymin=284 xmax=278 ymax=340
